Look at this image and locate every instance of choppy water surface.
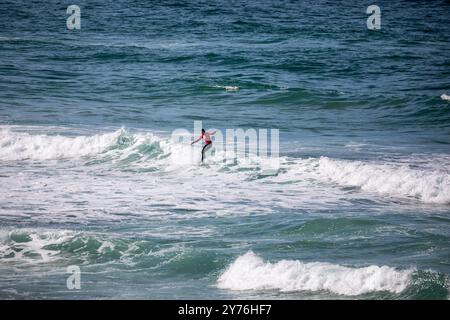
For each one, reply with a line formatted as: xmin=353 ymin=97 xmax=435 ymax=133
xmin=0 ymin=0 xmax=449 ymax=299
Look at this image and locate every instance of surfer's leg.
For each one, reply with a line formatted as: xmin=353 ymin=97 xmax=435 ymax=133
xmin=201 ymin=143 xmax=211 ymax=162
xmin=201 ymin=144 xmax=206 ymax=162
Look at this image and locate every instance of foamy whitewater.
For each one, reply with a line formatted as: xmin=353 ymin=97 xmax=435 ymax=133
xmin=218 ymin=252 xmax=413 ymax=295
xmin=1 ymin=125 xmax=449 ymax=299
xmin=1 ymin=0 xmax=450 ymax=299
xmin=2 ymin=128 xmax=448 ymax=204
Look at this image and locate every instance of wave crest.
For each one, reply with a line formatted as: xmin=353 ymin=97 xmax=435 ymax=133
xmin=314 ymin=157 xmax=450 ymax=204
xmin=0 ymin=127 xmax=164 ymax=162
xmin=217 ymin=251 xmax=414 ymax=296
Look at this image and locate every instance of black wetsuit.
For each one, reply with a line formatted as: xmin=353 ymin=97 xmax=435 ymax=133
xmin=201 ymin=140 xmax=212 ymax=162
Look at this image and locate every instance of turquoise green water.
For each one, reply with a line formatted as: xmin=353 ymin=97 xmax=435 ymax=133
xmin=0 ymin=0 xmax=449 ymax=299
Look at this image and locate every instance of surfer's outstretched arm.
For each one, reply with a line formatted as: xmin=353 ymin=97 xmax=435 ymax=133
xmin=191 ymin=136 xmax=202 ymax=145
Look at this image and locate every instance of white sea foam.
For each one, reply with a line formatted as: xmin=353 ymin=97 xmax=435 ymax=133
xmin=315 ymin=157 xmax=450 ymax=204
xmin=0 ymin=229 xmax=75 ymax=263
xmin=281 ymin=156 xmax=450 ymax=204
xmin=0 ymin=229 xmax=137 ymax=264
xmin=97 ymin=241 xmax=115 ymax=254
xmin=213 ymin=85 xmax=240 ymax=91
xmin=217 ymin=251 xmax=413 ymax=295
xmin=441 ymin=94 xmax=450 ymax=101
xmin=0 ymin=128 xmax=123 ymax=161
xmin=0 ymin=125 xmax=270 ymax=167
xmin=1 ymin=127 xmax=449 ymax=204
xmin=0 ymin=127 xmax=167 ymax=163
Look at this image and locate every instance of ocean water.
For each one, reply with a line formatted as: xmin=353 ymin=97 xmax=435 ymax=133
xmin=1 ymin=0 xmax=450 ymax=299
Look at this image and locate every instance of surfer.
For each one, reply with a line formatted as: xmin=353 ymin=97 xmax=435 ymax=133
xmin=191 ymin=128 xmax=216 ymax=162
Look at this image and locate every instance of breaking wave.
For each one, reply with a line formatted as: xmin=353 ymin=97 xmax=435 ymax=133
xmin=285 ymin=157 xmax=450 ymax=204
xmin=0 ymin=127 xmax=165 ymax=163
xmin=217 ymin=251 xmax=414 ymax=296
xmin=1 ymin=126 xmax=449 ymax=204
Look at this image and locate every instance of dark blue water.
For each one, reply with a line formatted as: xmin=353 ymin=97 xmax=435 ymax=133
xmin=0 ymin=0 xmax=449 ymax=299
